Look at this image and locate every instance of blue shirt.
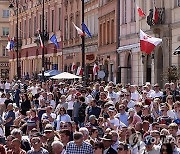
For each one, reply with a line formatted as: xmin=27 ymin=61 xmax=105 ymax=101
xmin=4 ymin=110 xmax=15 ymax=126
xmin=118 ymin=112 xmax=129 ymax=126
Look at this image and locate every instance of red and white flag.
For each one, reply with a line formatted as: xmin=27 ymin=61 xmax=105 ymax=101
xmin=72 ymin=22 xmax=84 ymax=36
xmin=39 ymin=34 xmax=44 ymax=48
xmin=136 ymin=4 xmax=146 ymax=17
xmin=76 ymin=66 xmax=83 ymax=76
xmin=140 ymin=29 xmax=162 ymax=54
xmin=93 ymin=63 xmax=99 ymax=76
xmin=153 ymin=7 xmax=159 ymax=24
xmin=71 ymin=62 xmax=76 ymax=72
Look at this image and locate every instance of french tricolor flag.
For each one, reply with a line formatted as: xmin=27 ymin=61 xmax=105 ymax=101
xmin=72 ymin=22 xmax=84 ymax=36
xmin=140 ymin=29 xmax=162 ymax=54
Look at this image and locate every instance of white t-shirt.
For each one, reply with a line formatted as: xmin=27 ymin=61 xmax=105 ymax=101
xmin=30 ymin=86 xmax=38 ymax=96
xmin=150 ymin=91 xmax=163 ymax=98
xmin=105 ymin=118 xmax=120 ymax=130
xmin=56 ymin=114 xmax=71 ymax=130
xmin=131 ymin=92 xmax=139 ymax=102
xmin=49 ymin=100 xmax=56 ymax=109
xmin=5 ymin=82 xmax=11 ymax=90
xmin=41 ymin=113 xmax=56 ymax=126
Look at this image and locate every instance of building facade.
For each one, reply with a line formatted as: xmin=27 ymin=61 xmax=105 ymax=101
xmin=9 ymin=0 xmax=63 ymax=80
xmin=117 ymin=0 xmax=180 ymax=87
xmin=0 ymin=0 xmax=10 ymax=79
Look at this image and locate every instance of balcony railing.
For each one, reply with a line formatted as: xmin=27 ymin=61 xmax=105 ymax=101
xmin=147 ymin=8 xmax=165 ymax=26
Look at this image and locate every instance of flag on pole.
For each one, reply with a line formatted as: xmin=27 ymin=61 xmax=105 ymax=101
xmin=39 ymin=34 xmax=44 ymax=48
xmin=82 ymin=22 xmax=92 ymax=38
xmin=93 ymin=63 xmax=99 ymax=76
xmin=140 ymin=29 xmax=162 ymax=54
xmin=153 ymin=7 xmax=159 ymax=24
xmin=76 ymin=66 xmax=83 ymax=76
xmin=136 ymin=4 xmax=146 ymax=17
xmin=50 ymin=34 xmax=60 ymax=48
xmin=72 ymin=22 xmax=84 ymax=36
xmin=6 ymin=36 xmax=14 ymax=50
xmin=71 ymin=62 xmax=76 ymax=72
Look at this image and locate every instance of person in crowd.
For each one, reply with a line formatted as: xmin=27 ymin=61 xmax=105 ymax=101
xmin=52 ymin=140 xmax=64 ymax=154
xmin=93 ymin=142 xmax=104 ymax=154
xmin=66 ymin=132 xmax=93 ymax=154
xmin=20 ymin=93 xmax=31 ymax=116
xmin=14 ymin=84 xmax=21 ymax=107
xmin=4 ymin=103 xmax=15 ymax=137
xmin=56 ymin=107 xmax=71 ymax=130
xmin=4 ymin=93 xmax=13 ymax=109
xmin=101 ymin=133 xmax=117 ymax=154
xmin=44 ymin=124 xmax=59 ymax=154
xmin=27 ymin=136 xmax=49 ymax=154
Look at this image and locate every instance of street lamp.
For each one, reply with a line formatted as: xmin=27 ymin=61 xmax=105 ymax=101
xmin=9 ymin=0 xmax=20 ymax=80
xmin=41 ymin=0 xmax=45 ymax=81
xmin=81 ymin=0 xmax=85 ymax=82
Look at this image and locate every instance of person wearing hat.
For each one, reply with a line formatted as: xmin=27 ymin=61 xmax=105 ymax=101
xmin=44 ymin=124 xmax=59 ymax=154
xmin=104 ymin=106 xmax=120 ymax=131
xmin=101 ymin=133 xmax=117 ymax=154
xmin=142 ymin=135 xmax=160 ymax=154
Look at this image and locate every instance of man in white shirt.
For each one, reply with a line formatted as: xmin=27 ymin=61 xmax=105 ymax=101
xmin=150 ymin=84 xmax=163 ymax=99
xmin=107 ymin=86 xmax=118 ymax=104
xmin=5 ymin=79 xmax=11 ymax=93
xmin=130 ymin=85 xmax=140 ymax=102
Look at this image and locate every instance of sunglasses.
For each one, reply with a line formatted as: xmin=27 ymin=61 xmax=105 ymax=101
xmin=117 ymin=147 xmax=124 ymax=151
xmin=45 ymin=131 xmax=52 ymax=134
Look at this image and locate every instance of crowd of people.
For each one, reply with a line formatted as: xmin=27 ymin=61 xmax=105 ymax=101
xmin=0 ymin=79 xmax=179 ymax=154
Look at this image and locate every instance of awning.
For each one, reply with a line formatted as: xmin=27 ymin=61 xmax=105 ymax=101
xmin=117 ymin=43 xmax=140 ymax=53
xmin=38 ymin=70 xmax=61 ymax=77
xmin=50 ymin=72 xmax=82 ymax=79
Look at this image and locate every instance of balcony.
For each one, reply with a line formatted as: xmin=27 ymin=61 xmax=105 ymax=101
xmin=147 ymin=8 xmax=165 ymax=26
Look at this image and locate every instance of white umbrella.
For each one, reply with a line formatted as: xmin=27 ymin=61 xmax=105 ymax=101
xmin=50 ymin=72 xmax=82 ymax=79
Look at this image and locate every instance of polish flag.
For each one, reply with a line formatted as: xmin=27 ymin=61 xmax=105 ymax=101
xmin=76 ymin=66 xmax=83 ymax=76
xmin=136 ymin=4 xmax=146 ymax=17
xmin=140 ymin=29 xmax=162 ymax=54
xmin=153 ymin=7 xmax=159 ymax=24
xmin=93 ymin=63 xmax=99 ymax=76
xmin=39 ymin=34 xmax=44 ymax=48
xmin=71 ymin=62 xmax=76 ymax=72
xmin=72 ymin=22 xmax=84 ymax=36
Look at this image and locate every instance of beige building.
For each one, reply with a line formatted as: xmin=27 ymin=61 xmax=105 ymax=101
xmin=117 ymin=0 xmax=180 ymax=87
xmin=0 ymin=0 xmax=10 ymax=79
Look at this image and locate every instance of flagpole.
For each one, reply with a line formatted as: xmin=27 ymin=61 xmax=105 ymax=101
xmin=81 ymin=0 xmax=85 ymax=82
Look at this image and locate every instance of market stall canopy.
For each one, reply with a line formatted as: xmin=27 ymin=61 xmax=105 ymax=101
xmin=50 ymin=72 xmax=82 ymax=79
xmin=38 ymin=70 xmax=61 ymax=77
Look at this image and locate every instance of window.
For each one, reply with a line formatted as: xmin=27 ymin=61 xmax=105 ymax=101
xmin=52 ymin=10 xmax=54 ymax=32
xmin=58 ymin=8 xmax=61 ymax=30
xmin=34 ymin=16 xmax=36 ymax=35
xmin=131 ymin=0 xmax=136 ymax=22
xmin=46 ymin=12 xmax=48 ymax=32
xmin=111 ymin=20 xmax=114 ymax=43
xmin=122 ymin=0 xmax=127 ymax=24
xmin=142 ymin=0 xmax=147 ymax=15
xmin=2 ymin=46 xmax=8 ymax=56
xmin=99 ymin=24 xmax=102 ymax=46
xmin=20 ymin=22 xmax=22 ymax=38
xmin=175 ymin=0 xmax=180 ymax=7
xmin=2 ymin=27 xmax=9 ymax=36
xmin=103 ymin=23 xmax=106 ymax=45
xmin=64 ymin=18 xmax=68 ymax=40
xmin=24 ymin=20 xmax=26 ymax=39
xmin=76 ymin=13 xmax=79 ymax=37
xmin=107 ymin=21 xmax=110 ymax=44
xmin=3 ymin=10 xmax=9 ymax=18
xmin=29 ymin=18 xmax=31 ymax=37
xmin=40 ymin=14 xmax=42 ymax=31
xmin=70 ymin=15 xmax=73 ymax=39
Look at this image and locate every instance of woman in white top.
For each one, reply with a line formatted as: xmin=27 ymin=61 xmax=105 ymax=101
xmin=56 ymin=107 xmax=71 ymax=130
xmin=47 ymin=93 xmax=56 ymax=109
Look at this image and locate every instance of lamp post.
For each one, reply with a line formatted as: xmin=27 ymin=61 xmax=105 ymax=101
xmin=81 ymin=0 xmax=85 ymax=82
xmin=9 ymin=0 xmax=19 ymax=80
xmin=41 ymin=0 xmax=45 ymax=81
